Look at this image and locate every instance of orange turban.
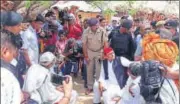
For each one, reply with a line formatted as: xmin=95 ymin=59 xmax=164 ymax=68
xmin=142 ymin=32 xmax=179 ymax=67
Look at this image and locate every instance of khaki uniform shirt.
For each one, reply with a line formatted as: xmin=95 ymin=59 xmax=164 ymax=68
xmin=82 ymin=27 xmax=108 ymax=52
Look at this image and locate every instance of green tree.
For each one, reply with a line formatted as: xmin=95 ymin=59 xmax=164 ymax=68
xmin=127 ymin=0 xmax=136 ymax=8
xmin=1 ymin=1 xmax=59 ymax=21
xmin=86 ymin=1 xmax=116 ymax=16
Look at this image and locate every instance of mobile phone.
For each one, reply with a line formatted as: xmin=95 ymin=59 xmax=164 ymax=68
xmin=51 ymin=74 xmax=68 ymax=86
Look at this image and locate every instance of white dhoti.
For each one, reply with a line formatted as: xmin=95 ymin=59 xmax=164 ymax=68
xmin=93 ymin=81 xmax=101 ymax=103
xmin=93 ymin=81 xmax=121 ymax=104
xmin=102 ymin=85 xmax=121 ymax=104
xmin=69 ymin=90 xmax=78 ymax=104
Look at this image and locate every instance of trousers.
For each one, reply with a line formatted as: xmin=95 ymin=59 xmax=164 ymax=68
xmin=86 ymin=50 xmax=102 ymax=89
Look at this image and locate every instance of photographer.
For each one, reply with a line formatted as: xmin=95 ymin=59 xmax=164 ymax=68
xmin=63 ymin=38 xmax=83 ymax=76
xmin=44 ymin=10 xmax=63 ymax=32
xmin=63 ymin=13 xmax=82 ymax=40
xmin=41 ymin=11 xmax=63 ymax=47
xmin=23 ymin=52 xmax=78 ymax=104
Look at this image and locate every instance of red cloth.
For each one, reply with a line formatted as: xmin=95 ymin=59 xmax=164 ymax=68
xmin=64 ymin=23 xmax=82 ymax=40
xmin=43 ymin=33 xmax=57 ymax=47
xmin=104 ymin=47 xmax=113 ymax=55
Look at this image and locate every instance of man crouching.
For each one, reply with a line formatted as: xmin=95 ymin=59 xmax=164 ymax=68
xmin=23 ymin=52 xmax=78 ymax=104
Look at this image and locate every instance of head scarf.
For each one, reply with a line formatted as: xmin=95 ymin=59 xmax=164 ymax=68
xmin=104 ymin=47 xmax=113 ymax=55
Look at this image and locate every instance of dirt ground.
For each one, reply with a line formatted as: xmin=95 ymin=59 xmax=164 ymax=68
xmin=72 ymin=75 xmax=94 ymax=104
xmin=72 ymin=75 xmax=103 ymax=104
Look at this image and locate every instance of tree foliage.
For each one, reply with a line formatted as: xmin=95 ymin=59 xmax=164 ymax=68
xmin=86 ymin=1 xmax=116 ymax=16
xmin=1 ymin=0 xmax=58 ymax=21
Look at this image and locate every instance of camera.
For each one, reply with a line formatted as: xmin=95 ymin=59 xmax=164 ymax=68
xmin=51 ymin=74 xmax=69 ymax=86
xmin=63 ymin=13 xmax=71 ymax=21
xmin=56 ymin=53 xmax=66 ymax=64
xmin=38 ymin=29 xmax=52 ymax=40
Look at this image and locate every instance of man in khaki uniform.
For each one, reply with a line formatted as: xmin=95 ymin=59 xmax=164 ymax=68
xmin=82 ymin=18 xmax=108 ymax=96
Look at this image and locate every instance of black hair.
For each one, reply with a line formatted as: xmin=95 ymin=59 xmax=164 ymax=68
xmin=1 ymin=29 xmax=22 ymax=49
xmin=96 ymin=14 xmax=103 ymax=19
xmin=134 ymin=18 xmax=140 ymax=22
xmin=52 ymin=6 xmax=59 ymax=10
xmin=11 ymin=34 xmax=23 ymax=49
xmin=83 ymin=18 xmax=88 ymax=22
xmin=78 ymin=14 xmax=82 ymax=19
xmin=96 ymin=14 xmax=101 ymax=18
xmin=129 ymin=62 xmax=142 ymax=76
xmin=1 ymin=30 xmax=16 ymax=50
xmin=58 ymin=30 xmax=67 ymax=37
xmin=150 ymin=21 xmax=157 ymax=28
xmin=159 ymin=13 xmax=165 ymax=16
xmin=172 ymin=35 xmax=179 ymax=49
xmin=44 ymin=45 xmax=56 ymax=53
xmin=34 ymin=14 xmax=45 ymax=23
xmin=99 ymin=18 xmax=105 ymax=23
xmin=121 ymin=15 xmax=128 ymax=20
xmin=45 ymin=11 xmax=55 ymax=18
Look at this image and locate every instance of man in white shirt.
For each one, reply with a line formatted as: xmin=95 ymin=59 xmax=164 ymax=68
xmin=21 ymin=14 xmax=45 ymax=66
xmin=23 ymin=52 xmax=78 ymax=104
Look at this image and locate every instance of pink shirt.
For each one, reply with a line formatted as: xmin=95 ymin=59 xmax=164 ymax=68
xmin=56 ymin=39 xmax=67 ymax=54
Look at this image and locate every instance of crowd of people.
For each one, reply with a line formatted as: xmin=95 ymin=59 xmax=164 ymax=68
xmin=1 ymin=5 xmax=179 ymax=104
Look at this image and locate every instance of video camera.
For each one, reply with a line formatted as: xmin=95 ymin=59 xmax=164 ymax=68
xmin=59 ymin=10 xmax=73 ymax=25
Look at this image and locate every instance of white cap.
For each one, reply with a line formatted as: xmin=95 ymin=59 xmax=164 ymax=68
xmin=39 ymin=52 xmax=56 ymax=66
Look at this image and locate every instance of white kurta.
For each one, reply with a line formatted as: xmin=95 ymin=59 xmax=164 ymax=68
xmin=23 ymin=64 xmax=78 ymax=104
xmin=119 ymin=76 xmax=145 ymax=104
xmin=160 ymin=63 xmax=179 ymax=104
xmin=94 ymin=60 xmax=144 ymax=104
xmin=1 ymin=67 xmax=21 ymax=104
xmin=99 ymin=61 xmax=119 ymax=89
xmin=93 ymin=61 xmax=121 ymax=104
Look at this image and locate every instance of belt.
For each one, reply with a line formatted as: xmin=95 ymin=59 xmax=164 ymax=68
xmin=87 ymin=46 xmax=103 ymax=52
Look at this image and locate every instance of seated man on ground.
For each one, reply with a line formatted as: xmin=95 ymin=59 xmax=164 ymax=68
xmin=111 ymin=62 xmax=145 ymax=104
xmin=93 ymin=47 xmax=130 ymax=104
xmin=23 ymin=52 xmax=78 ymax=104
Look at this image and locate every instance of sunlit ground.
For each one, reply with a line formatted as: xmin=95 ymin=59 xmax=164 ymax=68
xmin=72 ymin=75 xmax=103 ymax=104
